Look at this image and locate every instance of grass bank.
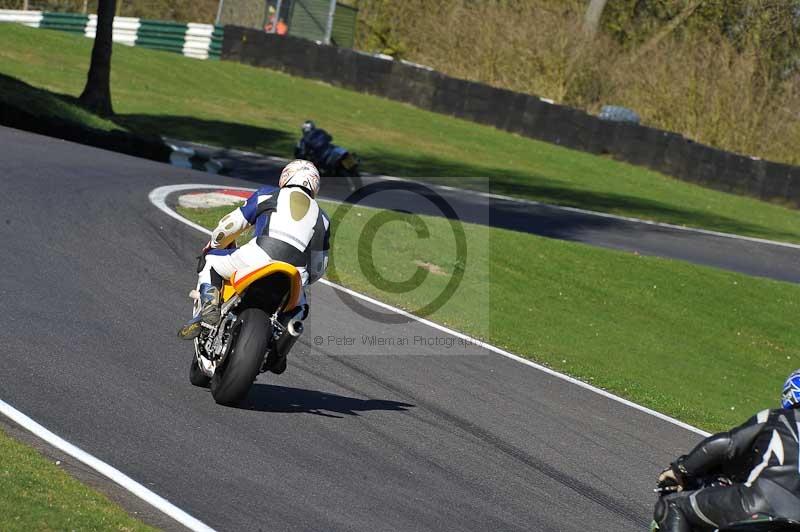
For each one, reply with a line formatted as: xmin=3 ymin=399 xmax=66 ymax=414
xmin=3 ymin=24 xmax=800 ymax=243
xmin=0 ymin=426 xmax=155 ymax=531
xmin=179 ymin=201 xmax=800 ymax=433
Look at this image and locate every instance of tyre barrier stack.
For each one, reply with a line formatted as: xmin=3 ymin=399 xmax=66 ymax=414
xmin=85 ymin=15 xmax=139 ymax=46
xmin=0 ymin=9 xmax=41 ymax=26
xmin=0 ymin=9 xmax=223 ymax=60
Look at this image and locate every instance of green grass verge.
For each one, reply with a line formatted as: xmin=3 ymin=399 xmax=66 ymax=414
xmin=179 ymin=201 xmax=800 ymax=433
xmin=3 ymin=23 xmax=800 ymax=243
xmin=0 ymin=427 xmax=155 ymax=531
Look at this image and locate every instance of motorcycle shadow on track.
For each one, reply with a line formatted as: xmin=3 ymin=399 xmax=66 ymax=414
xmin=233 ymin=384 xmax=415 ymax=418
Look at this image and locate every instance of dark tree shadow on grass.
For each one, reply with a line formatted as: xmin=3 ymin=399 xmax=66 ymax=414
xmin=234 ymin=384 xmax=414 ymax=418
xmin=0 ymin=73 xmax=111 ymax=129
xmin=113 ymin=113 xmax=295 ymax=155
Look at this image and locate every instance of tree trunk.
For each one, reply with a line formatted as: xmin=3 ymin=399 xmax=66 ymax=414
xmin=78 ymin=0 xmax=117 ymax=116
xmin=584 ymin=0 xmax=608 ymax=37
xmin=630 ymin=0 xmax=702 ymax=63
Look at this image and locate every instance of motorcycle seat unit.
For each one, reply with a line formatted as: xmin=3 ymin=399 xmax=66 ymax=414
xmin=223 ymin=261 xmax=303 ymax=311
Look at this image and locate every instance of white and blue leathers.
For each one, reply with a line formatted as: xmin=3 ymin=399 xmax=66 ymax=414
xmin=197 ymin=185 xmax=330 ymax=312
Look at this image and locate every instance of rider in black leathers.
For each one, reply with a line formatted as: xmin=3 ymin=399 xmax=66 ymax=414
xmin=652 ymin=369 xmax=800 ymax=531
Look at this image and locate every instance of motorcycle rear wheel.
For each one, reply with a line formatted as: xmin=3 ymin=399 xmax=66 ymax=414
xmin=210 ymin=308 xmax=270 ymax=405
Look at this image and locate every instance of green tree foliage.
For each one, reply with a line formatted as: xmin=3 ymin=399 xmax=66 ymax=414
xmin=603 ymin=0 xmax=800 ymax=78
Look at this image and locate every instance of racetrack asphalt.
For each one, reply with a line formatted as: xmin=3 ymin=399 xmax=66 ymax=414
xmin=1 ymin=126 xmax=713 ymax=531
xmin=178 ymin=140 xmax=800 ymax=283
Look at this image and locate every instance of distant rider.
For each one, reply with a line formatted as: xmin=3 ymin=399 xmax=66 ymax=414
xmin=651 ymin=369 xmax=800 ymax=531
xmin=178 ymin=160 xmax=330 ymax=354
xmin=294 ymin=120 xmax=332 ymax=165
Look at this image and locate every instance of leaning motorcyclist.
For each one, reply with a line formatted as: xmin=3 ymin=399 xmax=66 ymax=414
xmin=178 ymin=160 xmax=330 ymax=355
xmin=294 ymin=120 xmax=332 ymax=164
xmin=652 ymin=369 xmax=800 ymax=531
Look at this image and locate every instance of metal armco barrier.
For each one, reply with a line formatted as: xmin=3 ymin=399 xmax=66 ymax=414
xmin=0 ymin=9 xmax=223 ymax=60
xmin=221 ymin=26 xmax=800 ymax=206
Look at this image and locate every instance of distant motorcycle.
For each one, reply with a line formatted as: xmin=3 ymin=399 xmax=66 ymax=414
xmin=188 ymin=249 xmax=305 ymax=405
xmin=653 ymin=476 xmax=800 ymax=531
xmin=294 ymin=120 xmax=360 ymax=178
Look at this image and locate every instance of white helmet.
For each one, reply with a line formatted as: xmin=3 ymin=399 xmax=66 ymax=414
xmin=279 ymin=159 xmax=320 ymax=197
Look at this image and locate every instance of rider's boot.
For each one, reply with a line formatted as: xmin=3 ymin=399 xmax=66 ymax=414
xmin=178 ymin=283 xmax=221 ymax=340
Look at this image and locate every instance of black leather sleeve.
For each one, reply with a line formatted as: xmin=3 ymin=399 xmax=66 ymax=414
xmin=675 ymin=413 xmax=765 ymax=481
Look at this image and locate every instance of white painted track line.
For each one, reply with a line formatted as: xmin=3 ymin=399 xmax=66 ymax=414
xmin=0 ymin=398 xmax=215 ymax=531
xmin=151 ymin=183 xmax=711 ymax=438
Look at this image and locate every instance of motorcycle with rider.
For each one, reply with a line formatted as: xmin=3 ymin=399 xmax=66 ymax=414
xmin=294 ymin=120 xmax=360 ymax=179
xmin=178 ymin=160 xmax=329 ymax=405
xmin=651 ymin=369 xmax=800 ymax=531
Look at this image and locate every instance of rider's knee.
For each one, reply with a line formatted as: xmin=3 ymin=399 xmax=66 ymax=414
xmin=653 ymin=495 xmax=688 ymax=530
xmin=654 ymin=496 xmax=669 ymax=525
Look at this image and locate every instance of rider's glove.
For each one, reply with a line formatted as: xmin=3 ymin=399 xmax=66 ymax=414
xmin=658 ymin=456 xmax=691 ymax=491
xmin=657 ymin=467 xmax=683 ymax=492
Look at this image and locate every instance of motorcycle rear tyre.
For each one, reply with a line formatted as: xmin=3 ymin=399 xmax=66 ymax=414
xmin=211 ymin=308 xmax=270 ymax=405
